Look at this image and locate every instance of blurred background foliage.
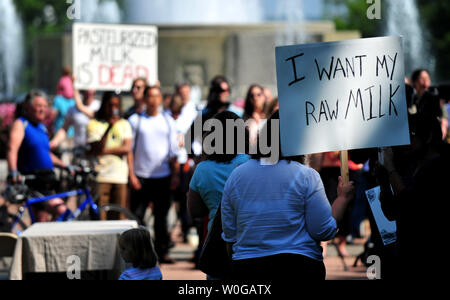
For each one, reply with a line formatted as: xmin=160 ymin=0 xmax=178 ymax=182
xmin=325 ymin=0 xmax=450 ymax=82
xmin=12 ymin=0 xmax=450 ymax=90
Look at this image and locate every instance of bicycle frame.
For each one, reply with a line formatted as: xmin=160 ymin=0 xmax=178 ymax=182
xmin=11 ymin=187 xmax=99 ymax=235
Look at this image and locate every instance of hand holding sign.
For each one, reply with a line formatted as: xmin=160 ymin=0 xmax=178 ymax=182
xmin=332 ymin=176 xmax=355 ymax=222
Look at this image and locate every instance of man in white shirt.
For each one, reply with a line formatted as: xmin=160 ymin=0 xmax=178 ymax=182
xmin=128 ymin=86 xmax=180 ymax=263
xmin=173 ymin=82 xmax=199 ymax=135
xmin=167 ymin=82 xmax=199 ymax=242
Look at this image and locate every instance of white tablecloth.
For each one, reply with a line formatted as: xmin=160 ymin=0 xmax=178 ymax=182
xmin=10 ymin=220 xmax=138 ymax=280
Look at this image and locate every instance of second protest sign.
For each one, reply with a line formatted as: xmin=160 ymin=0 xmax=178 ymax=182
xmin=73 ymin=23 xmax=158 ymax=91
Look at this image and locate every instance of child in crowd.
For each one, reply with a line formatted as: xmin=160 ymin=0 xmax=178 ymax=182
xmin=118 ymin=227 xmax=163 ymax=280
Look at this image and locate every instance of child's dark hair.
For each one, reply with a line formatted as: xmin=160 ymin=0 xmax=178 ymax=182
xmin=119 ymin=227 xmax=158 ymax=269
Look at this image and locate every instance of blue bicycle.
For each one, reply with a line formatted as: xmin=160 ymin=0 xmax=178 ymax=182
xmin=2 ymin=166 xmax=138 ymax=235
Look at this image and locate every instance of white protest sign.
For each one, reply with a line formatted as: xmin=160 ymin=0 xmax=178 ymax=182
xmin=275 ymin=36 xmax=410 ymax=156
xmin=365 ymin=186 xmax=397 ymax=246
xmin=73 ymin=23 xmax=158 ymax=91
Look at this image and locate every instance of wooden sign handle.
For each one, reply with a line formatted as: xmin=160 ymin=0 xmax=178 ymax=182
xmin=340 ymin=150 xmax=349 ymax=184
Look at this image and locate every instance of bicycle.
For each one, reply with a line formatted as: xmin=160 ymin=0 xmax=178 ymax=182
xmin=2 ymin=166 xmax=138 ymax=235
xmin=51 ymin=145 xmax=98 ymax=195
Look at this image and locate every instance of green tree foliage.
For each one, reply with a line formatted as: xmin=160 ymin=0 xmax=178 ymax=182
xmin=326 ymin=0 xmax=450 ymax=82
xmin=13 ymin=0 xmax=124 ymax=91
xmin=324 ymin=0 xmax=384 ymax=37
xmin=13 ymin=0 xmax=72 ymax=91
xmin=14 ymin=0 xmax=125 ymax=39
xmin=14 ymin=0 xmax=71 ymax=41
xmin=417 ymin=0 xmax=450 ymax=81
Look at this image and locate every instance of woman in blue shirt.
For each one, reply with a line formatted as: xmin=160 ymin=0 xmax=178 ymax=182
xmin=221 ymin=111 xmax=355 ymax=280
xmin=187 ymin=111 xmax=250 ymax=279
xmin=8 ymin=90 xmax=69 ymax=222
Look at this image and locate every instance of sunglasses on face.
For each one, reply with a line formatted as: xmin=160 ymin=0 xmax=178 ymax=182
xmin=219 ymin=87 xmax=230 ymax=93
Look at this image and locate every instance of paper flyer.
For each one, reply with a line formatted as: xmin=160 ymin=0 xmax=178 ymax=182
xmin=365 ymin=186 xmax=397 ymax=246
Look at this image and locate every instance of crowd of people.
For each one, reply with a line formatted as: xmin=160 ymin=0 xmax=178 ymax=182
xmin=3 ymin=65 xmax=450 ymax=280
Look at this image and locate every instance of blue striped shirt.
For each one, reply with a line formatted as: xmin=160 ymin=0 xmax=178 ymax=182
xmin=119 ymin=266 xmax=162 ymax=280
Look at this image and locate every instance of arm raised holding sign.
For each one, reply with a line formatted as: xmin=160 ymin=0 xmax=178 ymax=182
xmin=73 ymin=89 xmax=96 ymax=119
xmin=50 ymin=88 xmax=98 ymax=149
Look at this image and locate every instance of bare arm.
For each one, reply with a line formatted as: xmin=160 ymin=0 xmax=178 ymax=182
xmin=49 ymin=118 xmax=70 ymax=149
xmin=127 ymin=152 xmax=142 ymax=190
xmin=89 ymin=122 xmax=113 ymax=156
xmin=187 ymin=189 xmax=209 ymax=219
xmin=7 ymin=120 xmax=25 ymax=173
xmin=89 ymin=121 xmax=129 ymax=156
xmin=50 ymin=108 xmax=59 ymax=123
xmin=74 ymin=89 xmax=95 ymax=118
xmin=304 ymin=174 xmax=354 ymax=241
xmin=331 ymin=176 xmax=354 ymax=223
xmin=441 ymin=118 xmax=448 ymax=141
xmin=102 ymin=138 xmax=132 ymax=156
xmin=127 ymin=152 xmax=135 ymax=177
xmin=50 ymin=152 xmax=67 ymax=169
